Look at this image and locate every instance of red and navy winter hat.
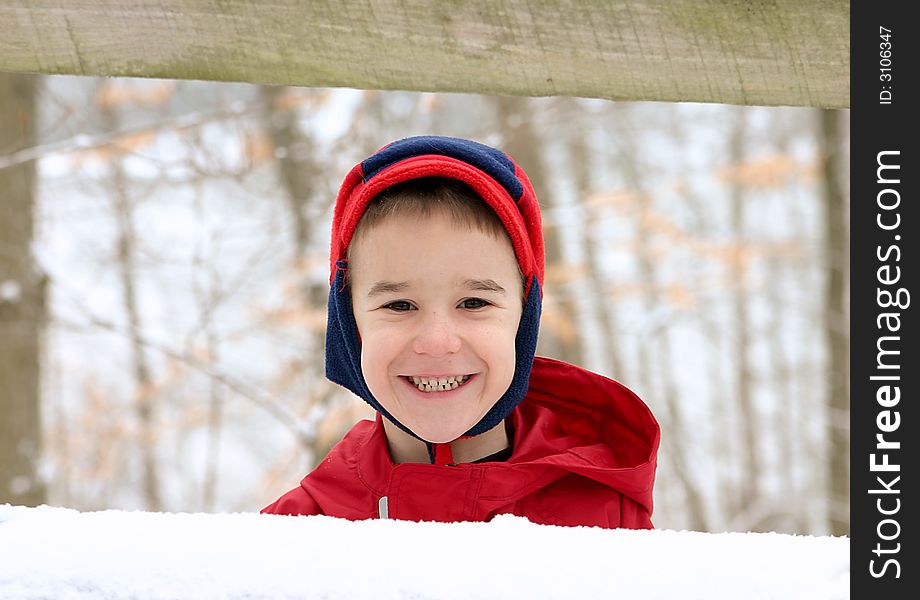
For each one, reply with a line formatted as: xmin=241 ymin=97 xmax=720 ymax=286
xmin=325 ymin=136 xmax=544 ymax=463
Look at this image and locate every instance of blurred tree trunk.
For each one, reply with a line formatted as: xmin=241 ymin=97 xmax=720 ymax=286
xmin=201 ymin=316 xmax=223 ymax=512
xmin=609 ymin=104 xmax=708 ymax=531
xmin=633 ymin=205 xmax=708 ymax=532
xmin=98 ymin=83 xmax=162 ymax=511
xmin=819 ymin=109 xmax=849 ymax=536
xmin=0 ymin=72 xmax=47 ymax=506
xmin=494 ymin=96 xmax=582 ymax=365
xmin=679 ymin=183 xmax=732 ymax=531
xmin=260 ymin=86 xmax=322 ymax=260
xmin=558 ymin=98 xmax=624 ymax=377
xmin=260 ymin=85 xmax=333 ymax=466
xmin=426 ymin=95 xmax=488 ymax=139
xmin=763 ymin=115 xmax=802 ymax=529
xmin=668 ymin=111 xmax=736 ymax=531
xmin=728 ymin=108 xmax=760 ymax=515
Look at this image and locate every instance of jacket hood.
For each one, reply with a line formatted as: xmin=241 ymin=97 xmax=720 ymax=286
xmin=509 ymin=356 xmax=660 ymax=511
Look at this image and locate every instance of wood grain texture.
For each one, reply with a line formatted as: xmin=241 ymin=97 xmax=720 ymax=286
xmin=0 ymin=1 xmax=849 ymax=107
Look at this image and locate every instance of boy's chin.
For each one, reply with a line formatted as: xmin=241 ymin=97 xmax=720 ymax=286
xmin=407 ymin=420 xmax=474 ymax=444
xmin=415 ymin=429 xmax=467 ymax=445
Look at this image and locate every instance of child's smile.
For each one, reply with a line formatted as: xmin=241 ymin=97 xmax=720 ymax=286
xmin=403 ymin=374 xmax=473 ymax=392
xmin=348 ymin=210 xmax=524 ymax=444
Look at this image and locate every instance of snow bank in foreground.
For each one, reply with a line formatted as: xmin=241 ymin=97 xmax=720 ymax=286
xmin=0 ymin=504 xmax=848 ymax=599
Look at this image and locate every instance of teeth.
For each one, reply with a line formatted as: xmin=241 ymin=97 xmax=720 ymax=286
xmin=409 ymin=374 xmax=469 ymax=392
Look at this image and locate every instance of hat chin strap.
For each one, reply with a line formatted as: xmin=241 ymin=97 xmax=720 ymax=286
xmin=425 ymin=436 xmax=475 ymax=466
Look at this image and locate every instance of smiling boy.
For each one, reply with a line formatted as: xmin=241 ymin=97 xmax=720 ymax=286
xmin=263 ymin=136 xmax=660 ymax=528
xmin=349 ymin=182 xmax=523 ymax=464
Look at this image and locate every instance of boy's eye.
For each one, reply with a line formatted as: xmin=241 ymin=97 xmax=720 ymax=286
xmin=380 ymin=299 xmax=492 ymax=311
xmin=383 ymin=300 xmax=416 ymax=312
xmin=458 ymin=298 xmax=491 ymax=310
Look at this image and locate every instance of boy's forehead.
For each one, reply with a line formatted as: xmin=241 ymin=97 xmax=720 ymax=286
xmin=350 ymin=208 xmax=511 ymax=252
xmin=353 ymin=218 xmax=509 ymax=261
xmin=349 ymin=215 xmax=522 ymax=285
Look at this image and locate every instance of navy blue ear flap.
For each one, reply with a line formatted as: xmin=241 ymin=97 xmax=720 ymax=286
xmin=324 ymin=263 xmax=367 ymax=399
xmin=324 ymin=262 xmax=417 ymax=440
xmin=325 ymin=264 xmax=542 ymax=440
xmin=463 ymin=276 xmax=542 ymax=436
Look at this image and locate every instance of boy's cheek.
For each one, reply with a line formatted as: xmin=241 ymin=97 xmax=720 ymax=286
xmin=357 ymin=328 xmax=407 ymax=362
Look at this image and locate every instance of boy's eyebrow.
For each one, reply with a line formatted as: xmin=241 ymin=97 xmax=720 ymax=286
xmin=367 ymin=280 xmax=411 ymax=298
xmin=366 ymin=279 xmax=507 ymax=297
xmin=463 ymin=279 xmax=507 ymax=295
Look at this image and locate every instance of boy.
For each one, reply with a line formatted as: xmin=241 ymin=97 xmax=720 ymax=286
xmin=263 ymin=136 xmax=660 ymax=528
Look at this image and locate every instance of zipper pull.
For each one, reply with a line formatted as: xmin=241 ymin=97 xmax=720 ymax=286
xmin=378 ymin=495 xmax=389 ymax=519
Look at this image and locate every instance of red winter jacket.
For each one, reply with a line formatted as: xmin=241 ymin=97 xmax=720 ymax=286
xmin=262 ymin=356 xmax=660 ymax=529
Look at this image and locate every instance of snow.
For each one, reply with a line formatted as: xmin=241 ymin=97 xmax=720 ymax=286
xmin=0 ymin=504 xmax=848 ymax=599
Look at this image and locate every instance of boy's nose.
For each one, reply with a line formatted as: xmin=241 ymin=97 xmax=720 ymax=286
xmin=412 ymin=312 xmax=461 ymax=356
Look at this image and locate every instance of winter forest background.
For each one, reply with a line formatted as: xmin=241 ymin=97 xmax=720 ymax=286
xmin=1 ymin=74 xmax=849 ymax=536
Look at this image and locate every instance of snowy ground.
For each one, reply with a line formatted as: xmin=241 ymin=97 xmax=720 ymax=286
xmin=0 ymin=504 xmax=848 ymax=599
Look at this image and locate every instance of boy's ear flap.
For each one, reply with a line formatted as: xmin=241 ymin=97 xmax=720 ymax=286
xmin=463 ymin=274 xmax=542 ymax=437
xmin=325 ymin=264 xmax=421 ymax=442
xmin=325 ymin=268 xmax=367 ymax=396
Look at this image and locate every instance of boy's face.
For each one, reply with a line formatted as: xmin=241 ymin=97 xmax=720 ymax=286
xmin=349 ymin=211 xmax=524 ymax=444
